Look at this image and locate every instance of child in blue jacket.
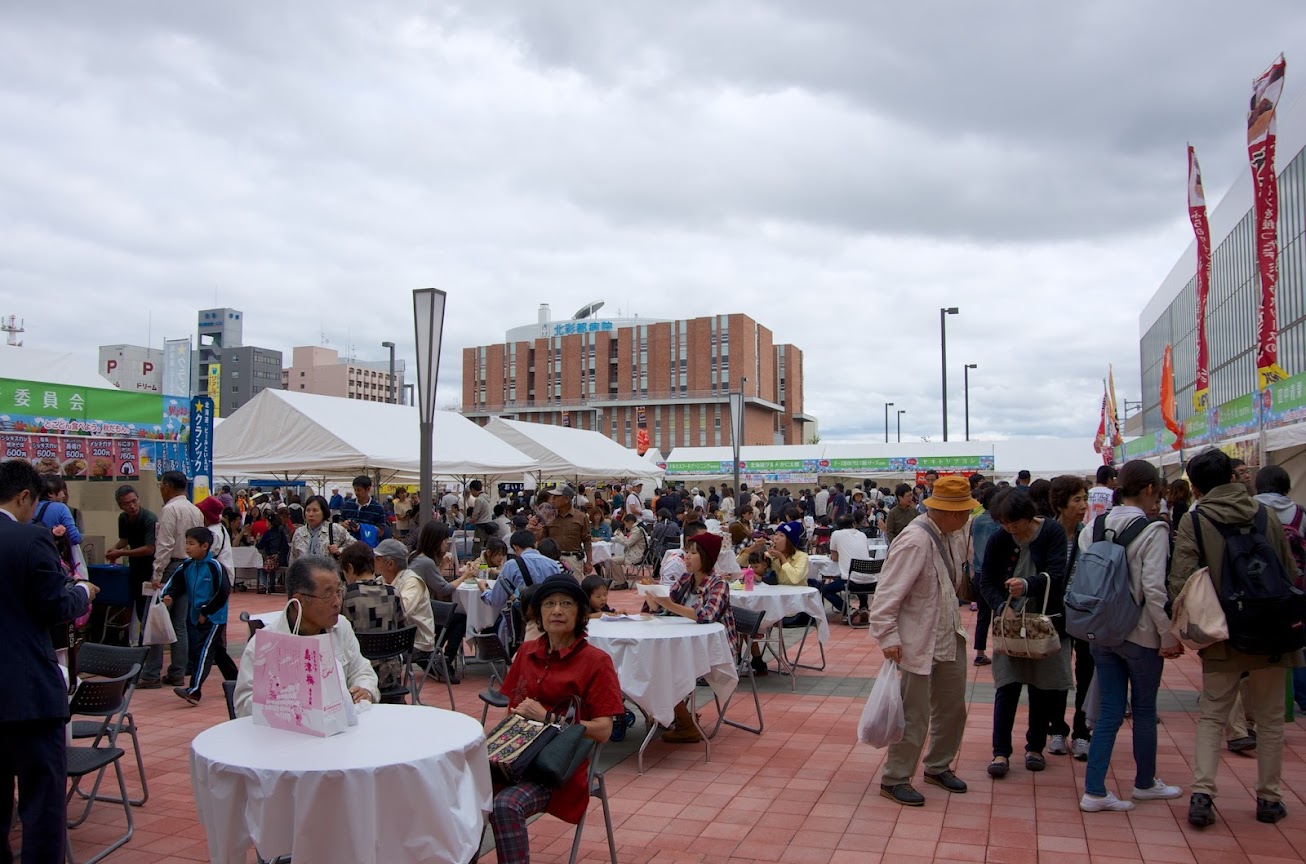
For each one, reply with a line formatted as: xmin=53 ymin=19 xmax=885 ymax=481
xmin=164 ymin=527 xmax=235 ymax=705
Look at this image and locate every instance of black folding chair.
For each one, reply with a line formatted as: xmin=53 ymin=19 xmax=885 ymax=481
xmin=845 ymin=558 xmax=881 ymax=628
xmin=568 ymin=742 xmax=616 ymax=864
xmin=70 ymin=643 xmax=150 ymax=807
xmin=356 ymin=626 xmax=418 ymax=704
xmin=239 ymin=609 xmax=267 ymax=642
xmin=471 ymin=634 xmax=513 ymax=724
xmin=223 ymin=680 xmax=238 ymax=721
xmin=65 ymin=668 xmax=138 ymax=864
xmin=416 ymin=601 xmax=457 ymax=709
xmin=709 ymin=608 xmax=765 ymax=736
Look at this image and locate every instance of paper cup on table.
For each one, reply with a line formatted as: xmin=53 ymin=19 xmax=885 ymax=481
xmin=636 ymin=583 xmax=670 ymax=598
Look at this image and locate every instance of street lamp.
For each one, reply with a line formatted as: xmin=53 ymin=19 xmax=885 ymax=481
xmin=897 ymin=409 xmax=906 ymax=443
xmin=940 ymin=307 xmax=959 ymax=441
xmin=381 ymin=341 xmax=396 ymax=404
xmin=413 ymin=289 xmax=448 ymax=528
xmin=883 ymin=402 xmax=894 ymax=444
xmin=963 ymin=363 xmax=977 ymax=442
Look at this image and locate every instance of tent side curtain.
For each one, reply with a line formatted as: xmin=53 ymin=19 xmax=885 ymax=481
xmin=484 ymin=418 xmax=664 ymax=483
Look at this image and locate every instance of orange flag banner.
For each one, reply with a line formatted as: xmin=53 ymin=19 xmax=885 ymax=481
xmin=1161 ymin=344 xmax=1185 ymax=451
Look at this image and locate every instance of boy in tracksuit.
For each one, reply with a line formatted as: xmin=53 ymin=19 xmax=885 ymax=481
xmin=164 ymin=526 xmax=236 ymax=705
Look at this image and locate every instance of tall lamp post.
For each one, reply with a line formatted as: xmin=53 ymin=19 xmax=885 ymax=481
xmin=382 ymin=341 xmax=396 ymax=404
xmin=413 ymin=289 xmax=447 ymax=528
xmin=883 ymin=402 xmax=894 ymax=444
xmin=897 ymin=409 xmax=906 ymax=443
xmin=940 ymin=307 xmax=959 ymax=440
xmin=963 ymin=363 xmax=977 ymax=442
xmin=729 ymin=377 xmax=746 ymax=517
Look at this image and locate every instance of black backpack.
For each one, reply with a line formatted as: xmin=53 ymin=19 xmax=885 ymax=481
xmin=1193 ymin=506 xmax=1306 ymax=659
xmin=637 ymin=524 xmax=657 ymax=568
xmin=507 ymin=554 xmax=536 ymax=657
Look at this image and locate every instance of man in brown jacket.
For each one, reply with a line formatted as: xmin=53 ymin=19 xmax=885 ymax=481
xmin=1169 ymin=448 xmax=1303 ymax=827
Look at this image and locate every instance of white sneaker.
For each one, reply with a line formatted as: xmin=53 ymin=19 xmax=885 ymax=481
xmin=1072 ymin=738 xmax=1090 ymax=760
xmin=1133 ymin=779 xmax=1183 ymax=801
xmin=1048 ymin=735 xmax=1068 ymax=755
xmin=1080 ymin=791 xmax=1135 ymax=812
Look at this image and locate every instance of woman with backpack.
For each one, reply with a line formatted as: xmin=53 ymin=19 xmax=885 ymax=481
xmin=649 ymin=508 xmax=681 ymax=578
xmin=977 ymin=487 xmax=1069 ymax=778
xmin=1076 ymin=460 xmax=1183 ymax=812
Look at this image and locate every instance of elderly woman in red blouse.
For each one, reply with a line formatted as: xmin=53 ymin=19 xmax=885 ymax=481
xmin=642 ymin=531 xmax=736 ymax=744
xmin=492 ymin=579 xmax=624 ymax=864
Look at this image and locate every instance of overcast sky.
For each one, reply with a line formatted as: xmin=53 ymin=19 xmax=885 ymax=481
xmin=4 ymin=1 xmax=1305 ymax=444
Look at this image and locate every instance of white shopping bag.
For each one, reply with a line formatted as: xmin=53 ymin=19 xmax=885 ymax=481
xmin=250 ymin=600 xmax=350 ymax=738
xmin=857 ymin=660 xmax=905 ymax=748
xmin=141 ymin=592 xmax=176 ymax=646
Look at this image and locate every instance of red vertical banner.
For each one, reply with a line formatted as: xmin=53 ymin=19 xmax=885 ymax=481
xmin=1248 ymin=54 xmax=1289 ymax=389
xmin=1093 ymin=389 xmax=1108 ymax=456
xmin=1161 ymin=345 xmax=1185 ymax=451
xmin=1188 ymin=145 xmax=1213 ymax=411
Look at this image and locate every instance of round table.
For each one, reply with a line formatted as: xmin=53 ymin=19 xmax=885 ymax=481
xmin=191 ymin=704 xmax=492 ymax=864
xmin=590 ymin=540 xmax=617 ymax=565
xmin=868 ymin=541 xmax=889 ymax=561
xmin=586 ymin=617 xmax=737 ymax=728
xmin=456 ymin=581 xmax=501 ymax=634
xmin=729 ymin=584 xmax=832 ymax=644
xmin=807 ymin=554 xmax=841 ymax=579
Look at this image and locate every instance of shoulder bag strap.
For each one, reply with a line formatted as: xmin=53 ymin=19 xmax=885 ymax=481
xmin=512 ymin=554 xmax=533 ymax=587
xmin=35 ymin=501 xmax=50 ymax=524
xmin=1192 ymin=509 xmax=1208 ymax=568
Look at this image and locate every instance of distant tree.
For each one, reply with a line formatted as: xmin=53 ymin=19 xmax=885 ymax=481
xmin=807 ymin=433 xmax=821 ymax=444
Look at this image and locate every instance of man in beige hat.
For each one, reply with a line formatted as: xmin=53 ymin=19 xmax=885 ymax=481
xmin=867 ymin=475 xmax=975 ymax=806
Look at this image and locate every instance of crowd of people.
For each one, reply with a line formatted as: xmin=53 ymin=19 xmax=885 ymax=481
xmin=7 ymin=449 xmax=1306 ymax=863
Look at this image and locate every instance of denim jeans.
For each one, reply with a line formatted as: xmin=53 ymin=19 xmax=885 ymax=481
xmin=1084 ymin=640 xmax=1163 ymax=796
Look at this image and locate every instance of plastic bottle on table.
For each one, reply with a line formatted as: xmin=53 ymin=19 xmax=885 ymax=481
xmin=743 ymin=567 xmax=755 ymax=592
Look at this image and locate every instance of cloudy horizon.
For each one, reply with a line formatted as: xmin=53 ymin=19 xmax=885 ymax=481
xmin=3 ymin=1 xmax=1304 ymax=443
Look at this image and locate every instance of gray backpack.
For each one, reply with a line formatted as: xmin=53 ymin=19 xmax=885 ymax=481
xmin=1064 ymin=515 xmax=1151 ymax=647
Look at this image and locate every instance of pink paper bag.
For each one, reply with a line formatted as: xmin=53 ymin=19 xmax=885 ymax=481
xmin=250 ymin=628 xmax=349 ymax=738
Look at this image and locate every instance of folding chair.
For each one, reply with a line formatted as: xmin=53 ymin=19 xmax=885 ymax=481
xmin=239 ymin=609 xmax=267 ymax=642
xmin=845 ymin=558 xmax=881 ymax=628
xmin=568 ymin=742 xmax=617 ymax=864
xmin=416 ymin=601 xmax=457 ymax=709
xmin=355 ymin=626 xmax=418 ymax=704
xmin=65 ymin=668 xmax=138 ymax=864
xmin=709 ymin=608 xmax=765 ymax=736
xmin=472 ymin=633 xmax=512 ymax=724
xmin=70 ymin=643 xmax=150 ymax=807
xmin=223 ymin=680 xmax=238 ymax=721
xmin=775 ymin=614 xmax=826 ymax=674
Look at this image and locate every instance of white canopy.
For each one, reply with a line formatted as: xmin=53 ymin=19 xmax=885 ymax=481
xmin=484 ymin=418 xmax=665 ymax=483
xmin=213 ymin=389 xmax=537 ymax=482
xmin=0 ymin=345 xmax=115 ymax=389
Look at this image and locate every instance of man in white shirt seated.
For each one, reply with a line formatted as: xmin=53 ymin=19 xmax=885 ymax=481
xmin=372 ymin=539 xmax=437 ymax=665
xmin=823 ymin=515 xmax=875 ymax=625
xmin=233 ymin=555 xmax=379 ymax=717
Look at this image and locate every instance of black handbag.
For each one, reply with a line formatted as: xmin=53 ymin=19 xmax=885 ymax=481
xmin=486 ymin=697 xmax=594 ymax=789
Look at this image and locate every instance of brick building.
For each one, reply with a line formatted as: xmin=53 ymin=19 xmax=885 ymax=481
xmin=462 ymin=305 xmax=816 ymax=450
xmin=281 ymin=346 xmax=407 ymax=404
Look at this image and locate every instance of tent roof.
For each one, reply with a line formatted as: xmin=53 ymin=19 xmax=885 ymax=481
xmin=213 ymin=389 xmax=536 ymax=481
xmin=0 ymin=346 xmax=115 ymax=389
xmin=484 ymin=418 xmax=665 ymax=482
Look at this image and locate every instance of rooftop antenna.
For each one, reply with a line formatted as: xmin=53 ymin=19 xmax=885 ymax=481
xmin=1 ymin=315 xmax=24 ymax=347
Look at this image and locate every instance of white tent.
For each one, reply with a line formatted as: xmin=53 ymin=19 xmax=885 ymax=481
xmin=213 ymin=389 xmax=537 ymax=482
xmin=0 ymin=345 xmax=115 ymax=389
xmin=484 ymin=418 xmax=665 ymax=483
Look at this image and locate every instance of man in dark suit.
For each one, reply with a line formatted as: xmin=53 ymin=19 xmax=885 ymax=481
xmin=1 ymin=459 xmax=97 ymax=864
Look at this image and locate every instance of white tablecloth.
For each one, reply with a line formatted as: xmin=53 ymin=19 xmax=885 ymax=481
xmin=232 ymin=547 xmax=263 ymax=569
xmin=456 ymin=582 xmax=501 ymax=633
xmin=868 ymin=541 xmax=888 ymax=561
xmin=590 ymin=541 xmax=617 ymax=565
xmin=191 ymin=704 xmax=491 ymax=864
xmin=807 ymin=555 xmax=840 ymax=579
xmin=729 ymin=584 xmax=832 ymax=644
xmin=587 ymin=617 xmax=737 ymax=727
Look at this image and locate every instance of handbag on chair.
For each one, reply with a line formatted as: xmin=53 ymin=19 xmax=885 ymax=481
xmin=486 ymin=696 xmax=594 ymax=788
xmin=991 ymin=574 xmax=1061 ymax=660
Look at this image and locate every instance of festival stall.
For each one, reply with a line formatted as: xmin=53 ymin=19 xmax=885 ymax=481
xmin=212 ymin=389 xmax=537 ymax=485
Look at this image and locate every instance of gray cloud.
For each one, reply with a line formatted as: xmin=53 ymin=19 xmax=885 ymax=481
xmin=0 ymin=1 xmax=1298 ymax=450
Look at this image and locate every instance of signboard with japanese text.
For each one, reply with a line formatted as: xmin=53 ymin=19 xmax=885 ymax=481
xmin=1212 ymin=393 xmax=1258 ymax=439
xmin=0 ymin=377 xmax=171 ymax=440
xmin=1261 ymin=372 xmax=1306 ymax=429
xmin=189 ymin=397 xmax=214 ymax=501
xmin=552 ymin=320 xmax=617 ymax=337
xmin=206 ymin=364 xmax=221 ymax=417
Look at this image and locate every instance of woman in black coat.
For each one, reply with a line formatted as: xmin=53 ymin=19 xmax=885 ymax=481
xmin=977 ymin=487 xmax=1070 ymax=778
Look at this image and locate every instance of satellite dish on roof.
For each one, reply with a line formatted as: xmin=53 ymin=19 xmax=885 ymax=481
xmin=573 ymin=300 xmax=605 ymax=320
